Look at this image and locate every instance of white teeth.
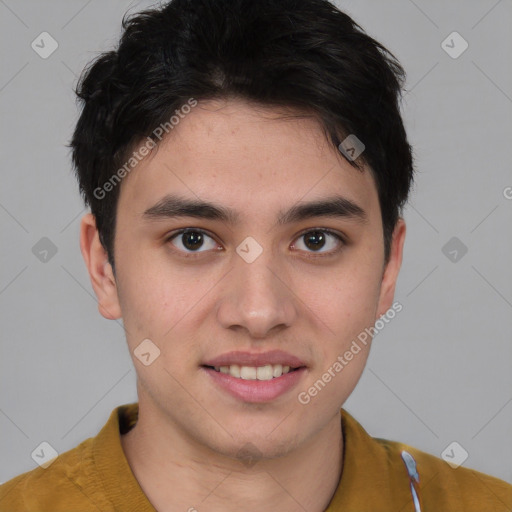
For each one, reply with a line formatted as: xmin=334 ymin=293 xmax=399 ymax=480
xmin=256 ymin=365 xmax=274 ymax=381
xmin=272 ymin=364 xmax=283 ymax=378
xmin=230 ymin=364 xmax=241 ymax=378
xmin=212 ymin=363 xmax=295 ymax=380
xmin=240 ymin=366 xmax=257 ymax=380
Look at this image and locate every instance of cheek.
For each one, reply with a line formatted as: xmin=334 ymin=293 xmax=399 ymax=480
xmin=115 ymin=248 xmax=221 ymax=352
xmin=115 ymin=258 xmax=176 ymax=338
xmin=294 ymin=258 xmax=382 ymax=340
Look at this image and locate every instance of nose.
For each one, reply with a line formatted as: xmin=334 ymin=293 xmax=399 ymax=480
xmin=216 ymin=248 xmax=298 ymax=338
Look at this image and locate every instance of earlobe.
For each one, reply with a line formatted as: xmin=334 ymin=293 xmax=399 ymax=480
xmin=376 ymin=218 xmax=406 ymax=319
xmin=80 ymin=213 xmax=122 ymax=320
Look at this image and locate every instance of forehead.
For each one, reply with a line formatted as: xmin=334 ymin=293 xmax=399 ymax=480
xmin=117 ymin=99 xmax=381 ymax=223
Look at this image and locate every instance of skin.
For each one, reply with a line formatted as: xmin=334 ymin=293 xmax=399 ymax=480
xmin=81 ymin=98 xmax=406 ymax=512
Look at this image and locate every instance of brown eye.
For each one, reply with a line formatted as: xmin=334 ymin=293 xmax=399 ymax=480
xmin=304 ymin=231 xmax=327 ymax=251
xmin=181 ymin=231 xmax=204 ymax=250
xmin=292 ymin=229 xmax=344 ymax=254
xmin=168 ymin=229 xmax=219 ymax=253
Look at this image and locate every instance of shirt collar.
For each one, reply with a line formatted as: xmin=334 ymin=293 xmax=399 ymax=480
xmin=93 ymin=403 xmax=413 ymax=511
xmin=92 ymin=403 xmax=156 ymax=511
xmin=325 ymin=410 xmax=414 ymax=511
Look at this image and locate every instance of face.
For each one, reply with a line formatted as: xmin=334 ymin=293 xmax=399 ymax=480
xmin=83 ymin=98 xmax=405 ymax=460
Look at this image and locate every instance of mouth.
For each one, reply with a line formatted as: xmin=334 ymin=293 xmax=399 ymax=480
xmin=200 ymin=351 xmax=308 ymax=403
xmin=202 ymin=363 xmax=304 ymax=380
xmin=200 ymin=350 xmax=308 ymax=403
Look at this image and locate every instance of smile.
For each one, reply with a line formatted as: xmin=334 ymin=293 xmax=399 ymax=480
xmin=202 ymin=365 xmax=306 ymax=403
xmin=207 ymin=364 xmax=297 ymax=380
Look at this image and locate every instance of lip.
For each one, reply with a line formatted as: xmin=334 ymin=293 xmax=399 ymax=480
xmin=202 ymin=366 xmax=307 ymax=403
xmin=202 ymin=350 xmax=307 ymax=368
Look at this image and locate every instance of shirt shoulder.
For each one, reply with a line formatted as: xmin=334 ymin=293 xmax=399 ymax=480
xmin=343 ymin=408 xmax=512 ymax=511
xmin=327 ymin=410 xmax=512 ymax=512
xmin=0 ymin=436 xmax=110 ymax=512
xmin=377 ymin=438 xmax=512 ymax=511
xmin=0 ymin=403 xmax=147 ymax=512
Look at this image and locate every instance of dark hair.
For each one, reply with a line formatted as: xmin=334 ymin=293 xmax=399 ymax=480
xmin=70 ymin=0 xmax=414 ymax=268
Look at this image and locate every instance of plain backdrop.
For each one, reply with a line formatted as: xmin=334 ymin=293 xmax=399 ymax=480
xmin=1 ymin=0 xmax=511 ymax=485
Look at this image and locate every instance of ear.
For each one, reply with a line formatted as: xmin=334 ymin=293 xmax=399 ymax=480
xmin=80 ymin=213 xmax=122 ymax=320
xmin=376 ymin=218 xmax=406 ymax=319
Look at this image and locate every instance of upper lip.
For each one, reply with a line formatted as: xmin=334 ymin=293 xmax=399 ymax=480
xmin=202 ymin=350 xmax=307 ymax=368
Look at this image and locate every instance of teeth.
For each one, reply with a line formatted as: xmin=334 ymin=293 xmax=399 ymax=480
xmin=256 ymin=365 xmax=273 ymax=380
xmin=272 ymin=364 xmax=283 ymax=378
xmin=229 ymin=364 xmax=240 ymax=378
xmin=212 ymin=364 xmax=295 ymax=380
xmin=240 ymin=366 xmax=257 ymax=380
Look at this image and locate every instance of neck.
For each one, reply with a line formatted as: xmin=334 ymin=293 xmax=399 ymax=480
xmin=121 ymin=401 xmax=344 ymax=512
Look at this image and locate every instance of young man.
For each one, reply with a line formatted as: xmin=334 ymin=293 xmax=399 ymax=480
xmin=1 ymin=0 xmax=510 ymax=510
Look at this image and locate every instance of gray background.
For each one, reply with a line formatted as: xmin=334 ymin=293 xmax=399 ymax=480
xmin=1 ymin=0 xmax=511 ymax=486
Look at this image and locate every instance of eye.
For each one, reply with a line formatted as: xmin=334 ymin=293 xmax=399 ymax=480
xmin=291 ymin=229 xmax=344 ymax=255
xmin=166 ymin=228 xmax=344 ymax=256
xmin=167 ymin=228 xmax=220 ymax=253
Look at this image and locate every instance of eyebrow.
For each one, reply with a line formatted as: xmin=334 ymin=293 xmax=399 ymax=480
xmin=143 ymin=194 xmax=368 ymax=226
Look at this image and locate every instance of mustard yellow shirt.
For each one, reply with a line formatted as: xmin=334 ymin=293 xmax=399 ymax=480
xmin=1 ymin=403 xmax=511 ymax=511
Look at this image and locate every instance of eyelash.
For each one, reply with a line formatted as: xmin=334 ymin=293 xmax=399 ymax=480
xmin=165 ymin=227 xmax=346 ymax=259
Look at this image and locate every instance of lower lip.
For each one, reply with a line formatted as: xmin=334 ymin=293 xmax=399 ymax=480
xmin=202 ymin=367 xmax=307 ymax=403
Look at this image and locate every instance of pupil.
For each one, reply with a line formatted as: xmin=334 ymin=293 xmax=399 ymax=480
xmin=305 ymin=231 xmax=325 ymax=251
xmin=183 ymin=231 xmax=203 ymax=250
